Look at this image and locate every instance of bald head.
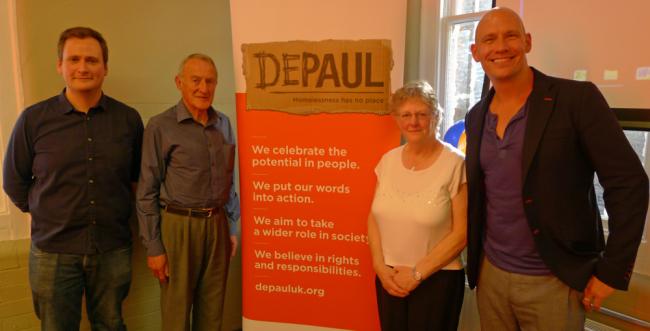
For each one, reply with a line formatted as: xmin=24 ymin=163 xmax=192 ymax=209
xmin=470 ymin=6 xmax=532 ymax=84
xmin=475 ymin=7 xmax=527 ymax=43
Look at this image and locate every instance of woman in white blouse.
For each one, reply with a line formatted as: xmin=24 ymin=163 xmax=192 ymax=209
xmin=368 ymin=81 xmax=468 ymax=331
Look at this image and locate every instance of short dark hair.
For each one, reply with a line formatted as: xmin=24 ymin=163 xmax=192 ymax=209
xmin=57 ymin=27 xmax=108 ymax=64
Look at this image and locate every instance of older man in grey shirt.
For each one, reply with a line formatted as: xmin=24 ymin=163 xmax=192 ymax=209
xmin=136 ymin=53 xmax=240 ymax=331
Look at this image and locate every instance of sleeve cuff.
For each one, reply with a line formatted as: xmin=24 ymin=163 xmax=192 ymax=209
xmin=143 ymin=239 xmax=166 ymax=257
xmin=228 ymin=217 xmax=239 ymax=236
xmin=17 ymin=203 xmax=29 ymax=213
xmin=595 ymin=258 xmax=633 ymax=291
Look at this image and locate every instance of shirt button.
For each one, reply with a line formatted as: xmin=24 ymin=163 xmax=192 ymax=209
xmin=90 ymin=200 xmax=95 ymax=205
xmin=88 ymin=157 xmax=93 ymax=161
xmin=89 ymin=179 xmax=94 ymax=184
xmin=532 ymin=229 xmax=540 ymax=235
xmin=87 ymin=138 xmax=93 ymax=142
xmin=86 ymin=117 xmax=91 ymax=121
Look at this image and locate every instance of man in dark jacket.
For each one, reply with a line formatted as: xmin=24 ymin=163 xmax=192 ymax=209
xmin=465 ymin=7 xmax=648 ymax=330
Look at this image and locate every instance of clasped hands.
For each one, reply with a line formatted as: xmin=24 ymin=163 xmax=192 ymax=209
xmin=376 ymin=265 xmax=421 ymax=298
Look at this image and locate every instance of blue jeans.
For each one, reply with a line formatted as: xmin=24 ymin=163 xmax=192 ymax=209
xmin=29 ymin=244 xmax=132 ymax=331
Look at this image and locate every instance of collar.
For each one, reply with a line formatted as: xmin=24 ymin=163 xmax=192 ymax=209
xmin=484 ymin=101 xmax=529 ymax=124
xmin=175 ymin=99 xmax=219 ymax=126
xmin=55 ymin=88 xmax=108 ymax=114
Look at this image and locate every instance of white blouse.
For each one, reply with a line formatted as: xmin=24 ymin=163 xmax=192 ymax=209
xmin=371 ymin=143 xmax=466 ymax=269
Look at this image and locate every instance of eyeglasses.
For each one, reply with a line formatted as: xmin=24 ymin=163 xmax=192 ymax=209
xmin=396 ymin=112 xmax=432 ymax=121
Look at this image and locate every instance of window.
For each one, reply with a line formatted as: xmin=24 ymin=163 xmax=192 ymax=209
xmin=596 ymin=130 xmax=649 ymax=241
xmin=434 ymin=1 xmax=649 ymax=242
xmin=438 ymin=0 xmax=492 ymax=131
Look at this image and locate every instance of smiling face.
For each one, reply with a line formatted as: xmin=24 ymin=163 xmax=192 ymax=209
xmin=57 ymin=37 xmax=107 ymax=95
xmin=176 ymin=58 xmax=218 ymax=113
xmin=471 ymin=8 xmax=531 ymax=84
xmin=394 ymin=98 xmax=437 ymax=144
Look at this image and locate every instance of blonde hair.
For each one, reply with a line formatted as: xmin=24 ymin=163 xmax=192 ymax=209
xmin=390 ymin=80 xmax=443 ymax=136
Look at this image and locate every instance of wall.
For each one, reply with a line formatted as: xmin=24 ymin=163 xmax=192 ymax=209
xmin=0 ymin=0 xmax=28 ymax=242
xmin=0 ymin=0 xmax=242 ymax=330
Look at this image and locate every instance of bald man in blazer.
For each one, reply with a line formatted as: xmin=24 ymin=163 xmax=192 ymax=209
xmin=465 ymin=7 xmax=648 ymax=330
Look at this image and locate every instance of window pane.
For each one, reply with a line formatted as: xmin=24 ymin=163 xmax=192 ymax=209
xmin=595 ymin=130 xmax=648 ymax=241
xmin=454 ymin=0 xmax=492 ymax=15
xmin=443 ymin=21 xmax=484 ymax=128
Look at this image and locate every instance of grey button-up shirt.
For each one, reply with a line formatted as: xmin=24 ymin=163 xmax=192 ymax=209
xmin=136 ymin=101 xmax=240 ymax=256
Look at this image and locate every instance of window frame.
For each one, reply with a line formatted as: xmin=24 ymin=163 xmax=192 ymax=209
xmin=436 ymin=1 xmax=490 ymax=133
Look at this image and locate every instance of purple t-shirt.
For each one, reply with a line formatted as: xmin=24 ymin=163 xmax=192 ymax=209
xmin=480 ymin=104 xmax=550 ymax=275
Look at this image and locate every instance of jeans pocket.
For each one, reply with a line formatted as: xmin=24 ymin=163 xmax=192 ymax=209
xmin=30 ymin=243 xmax=51 ymax=258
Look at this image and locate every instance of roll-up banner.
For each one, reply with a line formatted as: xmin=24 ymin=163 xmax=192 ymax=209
xmin=230 ymin=1 xmax=406 ymax=329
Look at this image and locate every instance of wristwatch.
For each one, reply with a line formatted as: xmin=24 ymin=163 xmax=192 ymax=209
xmin=412 ymin=267 xmax=422 ymax=282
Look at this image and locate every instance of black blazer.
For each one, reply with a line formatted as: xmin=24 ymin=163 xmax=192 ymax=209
xmin=465 ymin=68 xmax=648 ymax=291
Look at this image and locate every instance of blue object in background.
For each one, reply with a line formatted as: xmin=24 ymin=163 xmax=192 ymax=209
xmin=443 ymin=120 xmax=466 ymax=154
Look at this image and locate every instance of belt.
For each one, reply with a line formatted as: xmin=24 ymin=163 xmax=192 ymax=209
xmin=164 ymin=205 xmax=220 ymax=218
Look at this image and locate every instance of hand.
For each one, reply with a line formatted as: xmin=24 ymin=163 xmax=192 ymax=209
xmin=375 ymin=264 xmax=409 ymax=298
xmin=582 ymin=276 xmax=615 ymax=312
xmin=147 ymin=254 xmax=169 ymax=283
xmin=393 ymin=266 xmax=420 ymax=292
xmin=230 ymin=235 xmax=238 ymax=258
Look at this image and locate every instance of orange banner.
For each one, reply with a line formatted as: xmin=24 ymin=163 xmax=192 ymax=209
xmin=238 ymin=93 xmax=399 ymax=330
xmin=229 ymin=1 xmax=406 ymax=329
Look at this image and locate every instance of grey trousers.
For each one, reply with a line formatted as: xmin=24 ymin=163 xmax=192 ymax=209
xmin=477 ymin=257 xmax=585 ymax=331
xmin=160 ymin=209 xmax=231 ymax=331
